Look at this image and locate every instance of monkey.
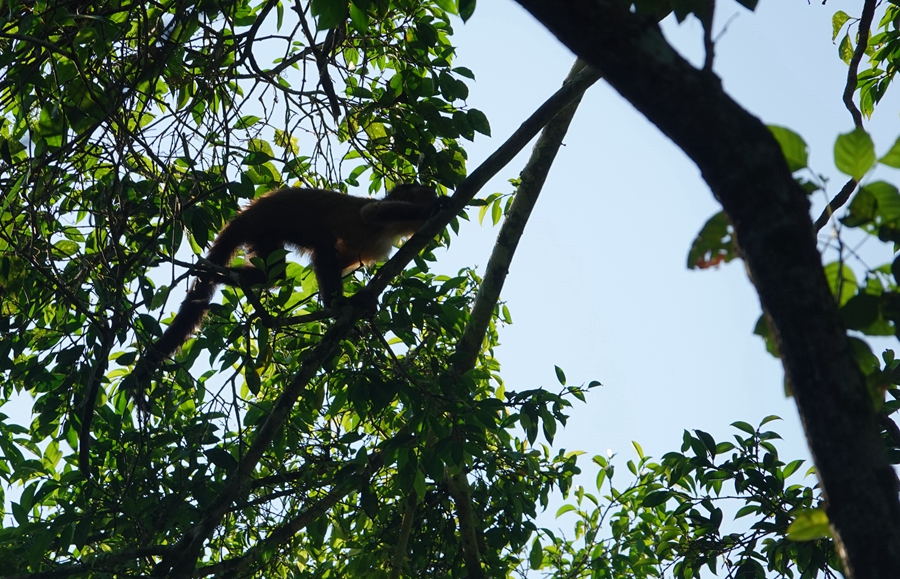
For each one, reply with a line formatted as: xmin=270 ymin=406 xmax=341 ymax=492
xmin=150 ymin=183 xmax=442 ymax=366
xmin=78 ymin=184 xmax=443 ymax=475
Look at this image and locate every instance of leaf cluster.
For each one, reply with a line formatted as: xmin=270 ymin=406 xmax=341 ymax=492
xmin=530 ymin=419 xmax=837 ymax=579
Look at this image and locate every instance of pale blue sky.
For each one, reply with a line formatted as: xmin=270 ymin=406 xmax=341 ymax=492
xmin=440 ymin=0 xmax=900 ymax=490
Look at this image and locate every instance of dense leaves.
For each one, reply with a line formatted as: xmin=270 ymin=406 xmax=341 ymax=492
xmin=532 ymin=420 xmax=837 ymax=579
xmin=0 ymin=0 xmax=875 ymax=576
xmin=0 ymin=0 xmax=539 ymax=576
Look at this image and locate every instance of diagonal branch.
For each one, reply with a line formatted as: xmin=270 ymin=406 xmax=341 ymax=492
xmin=443 ymin=57 xmax=596 ymax=579
xmin=154 ymin=60 xmax=603 ymax=579
xmin=193 ymin=452 xmax=387 ymax=578
xmin=455 ymin=58 xmax=592 ymax=370
xmin=815 ymin=177 xmax=857 ymax=231
xmin=368 ymin=64 xmax=602 ymax=296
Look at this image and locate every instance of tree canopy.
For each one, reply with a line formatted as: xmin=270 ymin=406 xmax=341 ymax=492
xmin=0 ymin=0 xmax=898 ymax=578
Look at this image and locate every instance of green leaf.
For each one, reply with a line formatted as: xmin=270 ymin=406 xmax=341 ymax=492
xmin=782 ymin=459 xmax=804 ymax=478
xmin=839 ymin=33 xmax=854 ymax=65
xmin=244 ymin=366 xmax=260 ymax=396
xmin=554 ymin=365 xmax=566 ymax=386
xmin=695 ymin=430 xmax=717 ymax=458
xmin=834 ymin=127 xmax=875 ymax=180
xmin=759 ymin=414 xmax=782 ymax=426
xmin=841 ymin=293 xmax=880 ymax=330
xmin=274 ymin=129 xmax=299 ymax=155
xmin=863 ymin=181 xmax=900 ymax=222
xmin=632 ymin=440 xmax=644 ymax=459
xmin=491 ymin=200 xmax=501 ymax=225
xmin=235 ymin=115 xmax=261 ymax=129
xmin=731 ymin=421 xmax=756 ymax=435
xmin=768 ymin=125 xmax=808 ymax=172
xmin=880 ymin=136 xmax=900 ymax=168
xmin=787 ymin=508 xmax=832 ymax=541
xmin=753 ymin=315 xmax=779 ymax=357
xmin=433 ymin=0 xmax=458 ymax=14
xmin=556 ymin=504 xmax=577 ymax=517
xmin=414 ymin=469 xmax=426 ymax=498
xmin=243 ymin=151 xmax=274 ymax=166
xmin=735 ymin=504 xmax=759 ymax=518
xmin=345 ymin=164 xmax=367 ymax=186
xmin=361 ymin=485 xmax=378 ymax=517
xmin=53 ymin=240 xmax=79 ymax=258
xmin=715 ymin=441 xmax=735 ymax=453
xmin=841 ymin=186 xmax=876 ymax=227
xmin=459 ymin=0 xmax=476 ymax=21
xmin=686 ymin=211 xmax=735 ymax=269
xmin=541 ymin=410 xmax=557 ymax=443
xmin=642 ymin=490 xmax=671 ymax=508
xmin=849 ymin=337 xmax=880 ymax=375
xmin=311 ymin=0 xmax=348 ymax=30
xmin=689 ymin=435 xmax=707 ymax=459
xmin=0 ymin=256 xmax=26 ymax=293
xmin=349 ymin=1 xmax=369 ymax=33
xmin=205 ymin=448 xmax=238 ymax=472
xmin=529 ymin=537 xmax=543 ymax=569
xmin=832 ymin=11 xmax=851 ymax=41
xmin=468 ymin=109 xmax=491 ymax=136
xmin=595 ymin=467 xmax=607 ymax=489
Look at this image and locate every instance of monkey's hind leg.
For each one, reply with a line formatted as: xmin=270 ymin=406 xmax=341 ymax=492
xmin=226 ymin=239 xmax=285 ymax=288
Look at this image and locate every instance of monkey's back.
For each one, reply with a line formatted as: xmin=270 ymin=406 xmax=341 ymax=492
xmin=237 ymin=188 xmax=370 ymax=245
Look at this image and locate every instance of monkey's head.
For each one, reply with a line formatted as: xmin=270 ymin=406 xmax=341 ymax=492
xmin=385 ymin=183 xmax=438 ymax=205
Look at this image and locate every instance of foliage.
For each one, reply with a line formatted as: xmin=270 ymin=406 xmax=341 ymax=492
xmin=692 ymin=119 xmax=900 ymax=454
xmin=0 ymin=0 xmax=568 ymax=575
xmin=0 ymin=0 xmax=880 ymax=576
xmin=530 ymin=419 xmax=838 ymax=579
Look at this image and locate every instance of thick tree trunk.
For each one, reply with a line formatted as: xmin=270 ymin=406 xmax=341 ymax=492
xmin=511 ymin=1 xmax=900 ymax=577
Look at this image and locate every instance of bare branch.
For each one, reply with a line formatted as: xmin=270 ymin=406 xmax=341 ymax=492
xmin=815 ymin=177 xmax=857 ymax=231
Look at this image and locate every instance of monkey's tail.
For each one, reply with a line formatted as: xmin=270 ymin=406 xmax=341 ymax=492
xmin=127 ymin=221 xmax=246 ymax=409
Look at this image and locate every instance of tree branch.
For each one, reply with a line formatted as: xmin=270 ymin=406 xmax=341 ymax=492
xmin=814 ymin=177 xmax=857 ymax=231
xmin=455 ymin=57 xmax=591 ymax=378
xmin=192 ymin=453 xmax=386 ymax=578
xmin=368 ymin=64 xmax=602 ymax=296
xmin=441 ymin=57 xmax=595 ymax=578
xmin=843 ymin=0 xmax=876 ymax=128
xmin=152 ymin=58 xmax=602 ymax=579
xmin=445 ymin=468 xmax=483 ymax=579
xmin=389 ymin=488 xmax=420 ymax=579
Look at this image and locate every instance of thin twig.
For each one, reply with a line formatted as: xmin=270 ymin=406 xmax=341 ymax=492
xmin=815 ymin=177 xmax=857 ymax=231
xmin=703 ymin=0 xmax=716 ymax=72
xmin=843 ymin=0 xmax=877 ymax=127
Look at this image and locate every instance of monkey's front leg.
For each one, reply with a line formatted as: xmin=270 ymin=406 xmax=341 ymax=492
xmin=311 ymin=244 xmax=350 ymax=308
xmin=311 ymin=246 xmax=379 ymax=311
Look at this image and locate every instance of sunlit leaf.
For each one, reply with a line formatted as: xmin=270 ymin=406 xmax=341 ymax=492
xmin=787 ymin=508 xmax=832 ymax=541
xmin=834 ymin=127 xmax=875 ymax=180
xmin=832 ymin=10 xmax=851 ymax=41
xmin=768 ymin=125 xmax=808 ymax=172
